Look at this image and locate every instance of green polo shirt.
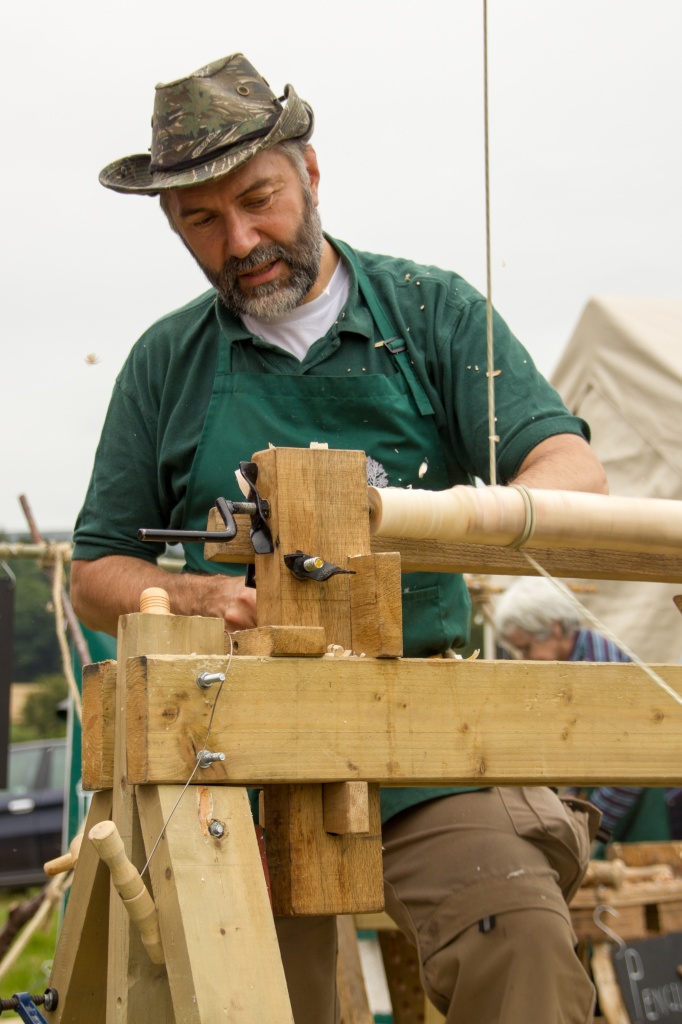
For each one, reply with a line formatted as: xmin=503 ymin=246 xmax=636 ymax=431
xmin=73 ymin=238 xmax=588 ymax=823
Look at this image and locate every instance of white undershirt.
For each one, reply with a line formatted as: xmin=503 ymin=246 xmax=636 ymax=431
xmin=241 ymin=258 xmax=350 ymax=361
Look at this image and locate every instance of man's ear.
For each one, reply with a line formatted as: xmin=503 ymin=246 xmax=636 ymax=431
xmin=304 ymin=145 xmax=321 ymax=205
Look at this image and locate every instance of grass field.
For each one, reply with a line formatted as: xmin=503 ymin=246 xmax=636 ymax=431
xmin=0 ymin=888 xmax=59 ymax=1004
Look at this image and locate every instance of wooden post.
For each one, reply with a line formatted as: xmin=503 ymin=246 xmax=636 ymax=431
xmin=336 ymin=916 xmax=374 ymax=1024
xmin=251 ymin=447 xmax=387 ymax=914
xmin=136 ymin=785 xmax=293 ymax=1022
xmin=107 ymin=606 xmax=224 ymax=1024
xmin=47 ymin=791 xmax=112 ymax=1023
xmin=252 ymin=446 xmax=371 ymax=649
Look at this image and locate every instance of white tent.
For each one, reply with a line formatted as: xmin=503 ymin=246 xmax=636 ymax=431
xmin=550 ymin=296 xmax=682 ymax=664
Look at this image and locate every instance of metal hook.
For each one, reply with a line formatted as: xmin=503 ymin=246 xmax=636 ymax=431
xmin=593 ymin=904 xmax=627 ymax=956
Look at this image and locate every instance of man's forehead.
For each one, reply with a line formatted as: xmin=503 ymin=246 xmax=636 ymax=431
xmin=170 ymin=148 xmax=293 ymax=209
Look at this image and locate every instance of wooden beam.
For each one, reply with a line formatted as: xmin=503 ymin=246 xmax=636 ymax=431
xmin=121 ymin=655 xmax=682 ymax=787
xmin=372 ymin=536 xmax=682 ymax=584
xmin=204 ymin=510 xmax=682 ymax=583
xmin=231 ymin=625 xmax=327 ymax=657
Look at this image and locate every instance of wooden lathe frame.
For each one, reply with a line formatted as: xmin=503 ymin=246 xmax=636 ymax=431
xmin=46 ymin=447 xmax=682 ymax=1023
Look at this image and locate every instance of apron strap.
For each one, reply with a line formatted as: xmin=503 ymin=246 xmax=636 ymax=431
xmin=334 ymin=239 xmax=435 ymax=417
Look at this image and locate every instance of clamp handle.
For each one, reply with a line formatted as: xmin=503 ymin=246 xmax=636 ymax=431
xmin=88 ymin=821 xmax=165 ymax=965
xmin=44 ymin=833 xmax=83 ymax=877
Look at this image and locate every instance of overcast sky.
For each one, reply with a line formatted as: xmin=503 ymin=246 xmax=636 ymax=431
xmin=1 ymin=1 xmax=681 ymax=534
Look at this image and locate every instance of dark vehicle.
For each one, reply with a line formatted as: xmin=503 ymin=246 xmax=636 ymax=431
xmin=0 ymin=740 xmax=67 ymax=888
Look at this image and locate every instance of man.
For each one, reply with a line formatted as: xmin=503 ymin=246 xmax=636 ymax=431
xmin=72 ymin=53 xmax=608 ymax=1024
xmin=494 ymin=576 xmax=674 ymax=851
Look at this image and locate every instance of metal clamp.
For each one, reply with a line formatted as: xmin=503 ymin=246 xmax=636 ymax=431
xmin=283 ymin=550 xmax=356 ymax=583
xmin=0 ymin=989 xmax=58 ymax=1022
xmin=238 ymin=462 xmax=274 ymax=555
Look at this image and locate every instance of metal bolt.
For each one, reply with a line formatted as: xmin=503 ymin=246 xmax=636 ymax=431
xmin=208 ymin=820 xmax=225 ymax=839
xmin=196 ymin=671 xmax=225 ymax=690
xmin=303 ymin=556 xmax=324 ymax=572
xmin=196 ymin=750 xmax=226 ymax=769
xmin=43 ymin=989 xmax=59 ymax=1012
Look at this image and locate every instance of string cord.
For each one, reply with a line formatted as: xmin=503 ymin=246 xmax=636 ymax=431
xmin=141 ymin=633 xmax=234 ymax=878
xmin=483 ymin=0 xmax=498 ymax=486
xmin=479 ymin=5 xmax=680 ymax=711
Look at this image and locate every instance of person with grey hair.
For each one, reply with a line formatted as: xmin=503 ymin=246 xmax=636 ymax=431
xmin=494 ymin=576 xmax=677 ymax=855
xmin=495 ymin=576 xmax=603 ymax=661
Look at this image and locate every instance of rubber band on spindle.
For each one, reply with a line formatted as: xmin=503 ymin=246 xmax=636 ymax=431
xmin=509 ymin=484 xmax=537 ymax=548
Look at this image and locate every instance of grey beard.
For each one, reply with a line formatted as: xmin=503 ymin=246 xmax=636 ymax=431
xmin=201 ymin=198 xmax=324 ymax=322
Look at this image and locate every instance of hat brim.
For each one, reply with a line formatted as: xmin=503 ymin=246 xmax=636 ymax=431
xmin=99 ymin=85 xmax=313 ymax=196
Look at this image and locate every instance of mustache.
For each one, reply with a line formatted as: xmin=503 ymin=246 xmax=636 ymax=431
xmin=220 ymin=244 xmax=290 ymax=283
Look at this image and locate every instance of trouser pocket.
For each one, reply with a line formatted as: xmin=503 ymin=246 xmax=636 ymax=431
xmin=498 ymin=787 xmax=599 ymax=904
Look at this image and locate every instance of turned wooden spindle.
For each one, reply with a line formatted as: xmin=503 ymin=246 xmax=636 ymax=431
xmin=44 ymin=833 xmax=83 ymax=877
xmin=89 ymin=820 xmax=165 ymax=965
xmin=139 ymin=587 xmax=171 ymax=615
xmin=582 ymin=858 xmax=674 ymax=890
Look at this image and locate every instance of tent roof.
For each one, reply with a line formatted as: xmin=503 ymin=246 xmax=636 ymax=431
xmin=551 ymin=297 xmax=682 ymax=478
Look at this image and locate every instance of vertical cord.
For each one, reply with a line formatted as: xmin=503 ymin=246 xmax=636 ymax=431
xmin=479 ymin=4 xmax=681 ymax=712
xmin=483 ymin=0 xmax=498 ymax=486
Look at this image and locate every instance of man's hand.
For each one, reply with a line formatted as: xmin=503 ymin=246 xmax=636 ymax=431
xmin=70 ymin=555 xmax=258 ymax=637
xmin=193 ymin=572 xmax=258 ymax=631
xmin=512 ymin=434 xmax=608 ymax=494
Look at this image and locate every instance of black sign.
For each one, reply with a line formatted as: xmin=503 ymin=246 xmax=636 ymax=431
xmin=612 ymin=933 xmax=682 ymax=1022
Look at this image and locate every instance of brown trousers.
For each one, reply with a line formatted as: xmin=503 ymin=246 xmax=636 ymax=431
xmin=275 ymin=788 xmax=596 ymax=1024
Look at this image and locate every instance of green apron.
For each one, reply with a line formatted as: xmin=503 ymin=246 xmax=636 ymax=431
xmin=181 ymin=241 xmax=470 ymax=657
xmin=180 ymin=243 xmax=475 ymax=819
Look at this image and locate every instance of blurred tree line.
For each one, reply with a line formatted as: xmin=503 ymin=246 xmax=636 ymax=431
xmin=9 ymin=556 xmax=63 ymax=680
xmin=1 ymin=538 xmax=68 ymax=739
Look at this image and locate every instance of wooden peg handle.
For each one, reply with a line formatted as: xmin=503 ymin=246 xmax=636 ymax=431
xmin=583 ymin=858 xmax=627 ymax=889
xmin=44 ymin=833 xmax=83 ymax=877
xmin=583 ymin=858 xmax=675 ymax=890
xmin=139 ymin=587 xmax=171 ymax=614
xmin=89 ymin=820 xmax=165 ymax=964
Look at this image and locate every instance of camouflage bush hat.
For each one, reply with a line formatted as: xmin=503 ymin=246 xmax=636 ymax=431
xmin=99 ymin=53 xmax=314 ymax=195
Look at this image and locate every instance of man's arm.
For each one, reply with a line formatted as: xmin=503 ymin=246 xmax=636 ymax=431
xmin=511 ymin=434 xmax=608 ymax=494
xmin=70 ymin=556 xmax=258 ymax=637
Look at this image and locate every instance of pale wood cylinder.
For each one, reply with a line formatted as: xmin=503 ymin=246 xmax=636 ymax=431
xmin=44 ymin=833 xmax=83 ymax=877
xmin=369 ymin=484 xmax=682 ymax=555
xmin=89 ymin=820 xmax=165 ymax=965
xmin=139 ymin=587 xmax=171 ymax=614
xmin=582 ymin=858 xmax=674 ymax=889
xmin=582 ymin=859 xmax=627 ymax=889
